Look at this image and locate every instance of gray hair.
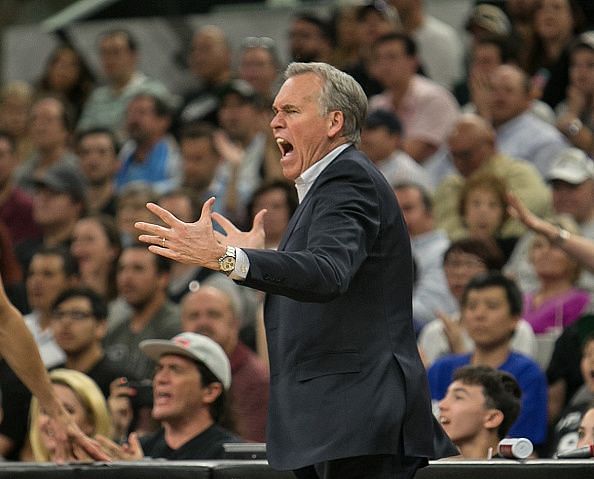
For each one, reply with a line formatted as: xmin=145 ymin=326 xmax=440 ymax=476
xmin=285 ymin=62 xmax=368 ymax=144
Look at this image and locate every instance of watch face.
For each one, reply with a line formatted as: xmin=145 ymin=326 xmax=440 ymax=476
xmin=220 ymin=257 xmax=236 ymax=272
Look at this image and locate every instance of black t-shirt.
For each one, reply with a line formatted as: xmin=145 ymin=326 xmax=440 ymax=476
xmin=52 ymin=355 xmax=130 ymax=399
xmin=140 ymin=424 xmax=241 ymax=460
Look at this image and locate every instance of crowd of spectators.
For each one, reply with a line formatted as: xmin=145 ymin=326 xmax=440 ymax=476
xmin=0 ymin=0 xmax=594 ymax=463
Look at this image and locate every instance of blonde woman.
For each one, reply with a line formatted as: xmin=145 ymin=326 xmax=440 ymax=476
xmin=29 ymin=369 xmax=112 ymax=461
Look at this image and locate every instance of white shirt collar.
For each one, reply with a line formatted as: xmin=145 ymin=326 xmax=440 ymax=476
xmin=294 ymin=143 xmax=351 ymax=203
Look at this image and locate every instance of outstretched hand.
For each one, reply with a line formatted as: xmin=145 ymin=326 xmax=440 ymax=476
xmin=506 ymin=191 xmax=549 ymax=235
xmin=135 ymin=197 xmax=225 ymax=269
xmin=213 ymin=209 xmax=267 ymax=250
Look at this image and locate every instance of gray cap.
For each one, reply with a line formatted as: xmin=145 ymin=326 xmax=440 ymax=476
xmin=546 ymin=148 xmax=594 ymax=185
xmin=32 ymin=163 xmax=87 ymax=203
xmin=140 ymin=332 xmax=231 ymax=390
xmin=465 ymin=4 xmax=511 ymax=36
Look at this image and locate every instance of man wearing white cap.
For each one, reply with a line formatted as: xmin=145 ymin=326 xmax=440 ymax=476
xmin=97 ymin=332 xmax=240 ymax=460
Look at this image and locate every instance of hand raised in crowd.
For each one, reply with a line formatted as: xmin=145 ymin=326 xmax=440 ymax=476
xmin=107 ymin=377 xmax=135 ymax=443
xmin=506 ymin=191 xmax=554 ymax=237
xmin=213 ymin=130 xmax=245 ymax=167
xmin=436 ymin=310 xmax=466 ymax=355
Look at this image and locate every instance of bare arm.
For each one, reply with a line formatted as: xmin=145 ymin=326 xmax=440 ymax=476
xmin=507 ymin=192 xmax=594 ymax=272
xmin=0 ymin=276 xmax=108 ymax=462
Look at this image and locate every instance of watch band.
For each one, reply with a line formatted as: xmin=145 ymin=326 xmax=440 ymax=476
xmin=218 ymin=246 xmax=236 ymax=275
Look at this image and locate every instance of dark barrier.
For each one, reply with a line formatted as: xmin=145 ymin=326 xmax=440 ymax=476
xmin=0 ymin=460 xmax=592 ymax=478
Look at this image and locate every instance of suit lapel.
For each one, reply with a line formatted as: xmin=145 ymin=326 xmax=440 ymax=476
xmin=278 ymin=146 xmax=355 ymax=251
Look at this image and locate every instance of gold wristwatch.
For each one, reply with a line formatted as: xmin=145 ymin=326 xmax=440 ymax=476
xmin=218 ymin=246 xmax=236 ymax=275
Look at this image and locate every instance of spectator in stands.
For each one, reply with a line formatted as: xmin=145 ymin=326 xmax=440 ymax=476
xmin=99 ymin=332 xmax=241 ymax=459
xmin=157 ymin=188 xmax=214 ymax=303
xmin=215 ymin=80 xmax=272 ymax=220
xmin=178 ymin=25 xmax=233 ymax=127
xmin=51 ymin=288 xmax=128 ymax=398
xmin=393 ymin=182 xmax=455 ymax=326
xmin=104 ymin=244 xmax=180 ymax=381
xmin=116 ymin=92 xmax=180 ymax=194
xmin=522 ymin=0 xmax=585 ymax=109
xmin=522 ymin=216 xmax=590 ymax=335
xmin=16 ymin=164 xmax=87 ymax=272
xmin=328 ymin=4 xmax=361 ymax=70
xmin=28 ymin=369 xmax=111 ymax=461
xmin=550 ymin=332 xmax=594 ymax=456
xmin=76 ymin=128 xmax=120 ymax=217
xmin=181 ymin=283 xmax=269 ymax=442
xmin=14 ymin=96 xmax=78 ymax=188
xmin=484 ymin=64 xmax=568 ymax=176
xmin=288 ymin=13 xmax=334 ymax=64
xmin=0 ymin=246 xmax=76 ymax=459
xmin=360 ymin=109 xmax=432 ymax=190
xmin=115 ymin=182 xmax=156 ymax=247
xmin=506 ymin=149 xmax=594 ymax=294
xmin=247 ymin=180 xmax=298 ymax=251
xmin=458 ymin=173 xmax=519 ymax=261
xmin=507 ymin=0 xmax=539 ymax=69
xmin=438 ymin=365 xmax=522 ymax=459
xmin=35 ymin=44 xmax=95 ymax=122
xmin=555 ymin=31 xmax=594 ymax=155
xmin=428 ymin=272 xmax=548 ymax=446
xmin=418 ymin=238 xmax=536 ymax=368
xmin=71 ymin=214 xmax=121 ymax=301
xmin=0 ymin=81 xmax=34 ymax=163
xmin=178 ymin=122 xmax=228 ymax=212
xmin=0 ymin=131 xmax=40 ymax=246
xmin=238 ymin=36 xmax=282 ymax=103
xmin=344 ymin=1 xmax=400 ymax=98
xmin=77 ymin=29 xmax=169 ymax=135
xmin=435 ymin=113 xmax=552 ymax=241
xmin=389 ymin=0 xmax=464 ymax=89
xmin=369 ymin=32 xmax=459 ymax=165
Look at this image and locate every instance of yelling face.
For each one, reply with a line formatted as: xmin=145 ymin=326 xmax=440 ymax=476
xmin=270 ymin=72 xmax=343 ymax=181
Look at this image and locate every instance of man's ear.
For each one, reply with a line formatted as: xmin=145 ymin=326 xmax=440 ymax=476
xmin=202 ymin=382 xmax=223 ymax=405
xmin=327 ymin=111 xmax=344 ymax=138
xmin=484 ymin=409 xmax=504 ymax=432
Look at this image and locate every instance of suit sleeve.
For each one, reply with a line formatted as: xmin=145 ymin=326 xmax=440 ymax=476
xmin=242 ymin=161 xmax=381 ymax=302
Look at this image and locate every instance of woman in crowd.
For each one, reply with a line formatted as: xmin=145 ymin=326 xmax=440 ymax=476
xmin=523 ymin=216 xmax=590 ymax=335
xmin=29 ymin=369 xmax=112 ymax=462
xmin=35 ymin=44 xmax=95 ymax=122
xmin=71 ymin=214 xmax=121 ymax=302
xmin=556 ymin=31 xmax=594 ymax=155
xmin=459 ymin=172 xmax=518 ymax=261
xmin=523 ymin=0 xmax=585 ymax=108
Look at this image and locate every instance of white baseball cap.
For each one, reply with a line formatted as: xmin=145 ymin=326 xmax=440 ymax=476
xmin=140 ymin=332 xmax=231 ymax=390
xmin=546 ymin=148 xmax=594 ymax=185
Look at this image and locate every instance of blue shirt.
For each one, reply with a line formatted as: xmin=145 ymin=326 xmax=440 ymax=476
xmin=428 ymin=352 xmax=548 ymax=444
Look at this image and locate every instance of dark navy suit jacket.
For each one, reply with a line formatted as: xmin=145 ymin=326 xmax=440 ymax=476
xmin=242 ymin=145 xmax=450 ymax=470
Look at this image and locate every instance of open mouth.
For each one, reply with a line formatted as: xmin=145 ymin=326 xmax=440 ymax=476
xmin=276 ymin=138 xmax=294 ymax=157
xmin=439 ymin=416 xmax=450 ymax=425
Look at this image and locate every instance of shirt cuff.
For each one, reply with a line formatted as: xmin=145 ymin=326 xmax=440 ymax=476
xmin=228 ymin=247 xmax=250 ymax=281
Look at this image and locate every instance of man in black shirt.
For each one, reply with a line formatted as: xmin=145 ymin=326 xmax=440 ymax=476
xmin=97 ymin=332 xmax=240 ymax=460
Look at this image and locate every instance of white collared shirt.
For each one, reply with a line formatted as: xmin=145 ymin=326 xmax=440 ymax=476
xmin=230 ymin=143 xmax=352 ymax=280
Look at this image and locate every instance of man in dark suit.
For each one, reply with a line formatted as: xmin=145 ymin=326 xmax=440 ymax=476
xmin=136 ymin=62 xmax=454 ymax=478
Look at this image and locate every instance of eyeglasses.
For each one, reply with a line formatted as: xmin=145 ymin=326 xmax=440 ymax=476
xmin=52 ymin=310 xmax=95 ymax=321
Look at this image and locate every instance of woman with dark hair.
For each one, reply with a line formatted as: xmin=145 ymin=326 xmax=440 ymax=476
xmin=36 ymin=44 xmax=95 ymax=122
xmin=522 ymin=0 xmax=586 ymax=108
